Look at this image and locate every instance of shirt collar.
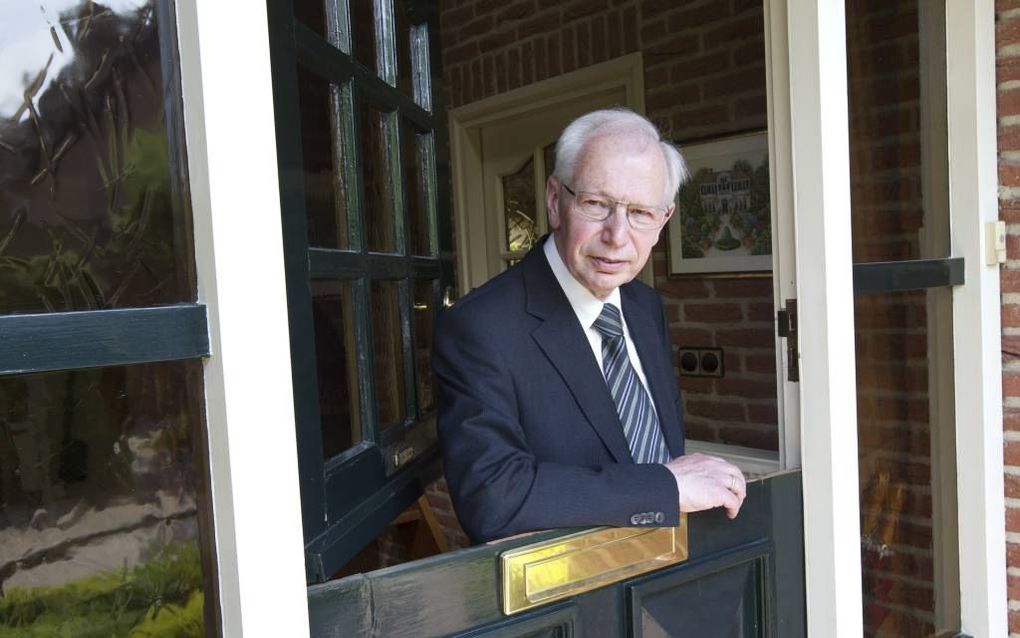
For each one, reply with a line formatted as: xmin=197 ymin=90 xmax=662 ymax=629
xmin=543 ymin=236 xmax=622 ymax=330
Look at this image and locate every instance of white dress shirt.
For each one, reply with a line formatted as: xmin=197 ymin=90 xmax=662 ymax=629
xmin=543 ymin=238 xmax=658 ymax=417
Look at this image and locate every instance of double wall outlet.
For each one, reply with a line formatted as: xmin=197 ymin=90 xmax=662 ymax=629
xmin=677 ymin=347 xmax=724 ymax=378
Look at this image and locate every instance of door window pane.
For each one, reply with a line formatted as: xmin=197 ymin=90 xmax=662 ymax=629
xmin=403 ymin=122 xmax=432 ymax=256
xmin=371 ymin=280 xmax=406 ymax=428
xmin=855 ymin=292 xmax=935 ymax=636
xmin=0 ymin=1 xmax=195 ymax=315
xmin=503 ymin=157 xmax=538 ymax=253
xmin=413 ymin=279 xmax=436 ymax=414
xmin=394 ymin=0 xmax=413 ymax=97
xmin=360 ymin=101 xmax=397 ymax=253
xmin=0 ymin=360 xmax=216 ymax=635
xmin=410 ymin=21 xmax=432 ymax=111
xmin=313 ymin=280 xmax=361 ymax=458
xmin=299 ymin=68 xmax=351 ymax=250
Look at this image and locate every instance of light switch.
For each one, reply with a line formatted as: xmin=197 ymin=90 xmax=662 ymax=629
xmin=987 ymin=220 xmax=1007 ymax=265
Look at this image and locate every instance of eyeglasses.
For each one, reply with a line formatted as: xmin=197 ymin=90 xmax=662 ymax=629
xmin=562 ymin=184 xmax=670 ymax=231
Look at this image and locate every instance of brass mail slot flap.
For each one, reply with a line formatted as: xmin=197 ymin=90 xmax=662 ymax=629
xmin=500 ymin=517 xmax=689 ymax=615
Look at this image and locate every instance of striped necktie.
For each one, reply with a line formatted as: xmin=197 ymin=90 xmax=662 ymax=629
xmin=592 ymin=303 xmax=671 ymax=464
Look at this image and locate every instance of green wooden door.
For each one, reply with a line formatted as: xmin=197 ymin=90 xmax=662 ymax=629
xmin=308 ymin=472 xmax=806 ymax=637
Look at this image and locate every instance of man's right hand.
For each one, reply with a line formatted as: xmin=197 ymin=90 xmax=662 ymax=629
xmin=664 ymin=453 xmax=746 ymax=519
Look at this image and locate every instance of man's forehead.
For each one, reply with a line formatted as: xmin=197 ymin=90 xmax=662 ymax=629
xmin=579 ymin=130 xmax=658 ymax=156
xmin=574 ymin=133 xmax=668 ymax=179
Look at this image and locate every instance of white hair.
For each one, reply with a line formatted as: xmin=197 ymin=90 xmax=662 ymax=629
xmin=551 ymin=108 xmax=689 ymax=204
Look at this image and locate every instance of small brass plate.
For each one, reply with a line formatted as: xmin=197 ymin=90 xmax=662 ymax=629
xmin=500 ymin=516 xmax=689 ymax=615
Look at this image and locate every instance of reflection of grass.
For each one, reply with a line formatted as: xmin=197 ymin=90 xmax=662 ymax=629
xmin=0 ymin=542 xmax=204 ymax=637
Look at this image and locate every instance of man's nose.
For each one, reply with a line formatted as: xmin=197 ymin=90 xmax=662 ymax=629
xmin=601 ymin=205 xmax=630 ymax=245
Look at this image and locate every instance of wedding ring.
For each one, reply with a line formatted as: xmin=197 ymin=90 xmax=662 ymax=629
xmin=729 ymin=475 xmax=738 ymax=491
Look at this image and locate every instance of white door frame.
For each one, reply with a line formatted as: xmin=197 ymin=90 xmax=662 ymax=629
xmin=946 ymin=1 xmax=1007 ymax=635
xmin=780 ymin=1 xmax=864 ymax=634
xmin=177 ymin=2 xmax=311 ymax=636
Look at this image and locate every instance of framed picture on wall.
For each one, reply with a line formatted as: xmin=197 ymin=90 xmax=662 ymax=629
xmin=667 ymin=131 xmax=772 ymax=275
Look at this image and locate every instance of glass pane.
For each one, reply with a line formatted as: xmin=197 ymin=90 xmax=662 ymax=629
xmin=503 ymin=157 xmax=538 ymax=253
xmin=371 ymin=280 xmax=406 ymax=428
xmin=0 ymin=1 xmax=195 ymax=315
xmin=312 ymin=280 xmax=361 ymax=458
xmin=846 ymin=0 xmax=948 ymax=633
xmin=413 ymin=279 xmax=436 ymax=414
xmin=350 ymin=0 xmax=377 ymax=73
xmin=855 ymin=292 xmax=935 ymax=636
xmin=360 ymin=101 xmax=397 ymax=252
xmin=411 ymin=21 xmax=432 ymax=111
xmin=404 ymin=122 xmax=432 ymax=256
xmin=0 ymin=361 xmax=215 ymax=635
xmin=394 ymin=0 xmax=413 ymax=97
xmin=299 ymin=67 xmax=350 ymax=250
xmin=847 ymin=0 xmax=926 ymax=264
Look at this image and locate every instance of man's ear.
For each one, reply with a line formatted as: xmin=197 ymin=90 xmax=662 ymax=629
xmin=659 ymin=204 xmax=676 ymax=236
xmin=546 ymin=177 xmax=562 ymax=230
xmin=663 ymin=203 xmax=676 ymax=222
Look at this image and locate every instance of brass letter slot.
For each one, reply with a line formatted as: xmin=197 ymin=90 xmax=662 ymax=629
xmin=500 ymin=516 xmax=688 ymax=615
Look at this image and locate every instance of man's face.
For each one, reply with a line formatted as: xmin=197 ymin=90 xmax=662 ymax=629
xmin=546 ymin=133 xmax=673 ymax=300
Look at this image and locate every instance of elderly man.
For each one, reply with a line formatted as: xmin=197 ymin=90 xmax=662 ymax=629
xmin=434 ymin=108 xmax=746 ymax=543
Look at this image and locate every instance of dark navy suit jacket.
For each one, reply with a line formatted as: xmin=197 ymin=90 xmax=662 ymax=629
xmin=434 ymin=239 xmax=685 ymax=543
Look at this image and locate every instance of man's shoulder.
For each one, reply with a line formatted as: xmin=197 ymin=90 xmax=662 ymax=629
xmin=439 ymin=264 xmax=528 ymax=334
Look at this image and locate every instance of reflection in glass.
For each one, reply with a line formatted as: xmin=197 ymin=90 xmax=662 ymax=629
xmin=0 ymin=1 xmax=195 ymax=315
xmin=312 ymin=280 xmax=361 ymax=458
xmin=413 ymin=280 xmax=436 ymax=413
xmin=371 ymin=280 xmax=406 ymax=428
xmin=360 ymin=102 xmax=397 ymax=252
xmin=403 ymin=122 xmax=432 ymax=255
xmin=0 ymin=361 xmax=214 ymax=635
xmin=503 ymin=157 xmax=538 ymax=253
xmin=299 ymin=68 xmax=350 ymax=250
xmin=854 ymin=291 xmax=934 ymax=636
xmin=847 ymin=1 xmax=940 ymax=634
xmin=394 ymin=0 xmax=414 ymax=97
xmin=847 ymin=1 xmax=925 ymax=264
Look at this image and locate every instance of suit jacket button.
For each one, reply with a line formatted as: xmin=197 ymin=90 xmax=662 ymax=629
xmin=654 ymin=512 xmax=664 ymax=524
xmin=630 ymin=514 xmax=642 ymax=525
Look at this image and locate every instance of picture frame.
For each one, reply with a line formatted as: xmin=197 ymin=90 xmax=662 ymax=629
xmin=667 ymin=131 xmax=772 ymax=275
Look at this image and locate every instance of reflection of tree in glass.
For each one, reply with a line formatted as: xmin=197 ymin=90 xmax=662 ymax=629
xmin=0 ymin=1 xmax=189 ymax=316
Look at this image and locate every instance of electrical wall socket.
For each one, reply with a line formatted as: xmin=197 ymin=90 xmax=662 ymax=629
xmin=676 ymin=347 xmax=724 ymax=378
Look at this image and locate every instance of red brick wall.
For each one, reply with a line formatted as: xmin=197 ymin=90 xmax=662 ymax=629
xmin=997 ymin=1 xmax=1020 ymax=634
xmin=440 ymin=0 xmax=778 ymax=453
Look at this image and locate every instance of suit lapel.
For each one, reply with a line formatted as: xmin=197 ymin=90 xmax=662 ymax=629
xmin=621 ymin=284 xmax=684 ymax=458
xmin=522 ymin=242 xmax=633 ymax=463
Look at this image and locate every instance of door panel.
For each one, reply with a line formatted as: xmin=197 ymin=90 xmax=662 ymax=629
xmin=307 ymin=473 xmax=805 ymax=637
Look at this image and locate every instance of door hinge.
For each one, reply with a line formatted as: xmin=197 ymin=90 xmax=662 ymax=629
xmin=777 ymin=299 xmax=799 ymax=382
